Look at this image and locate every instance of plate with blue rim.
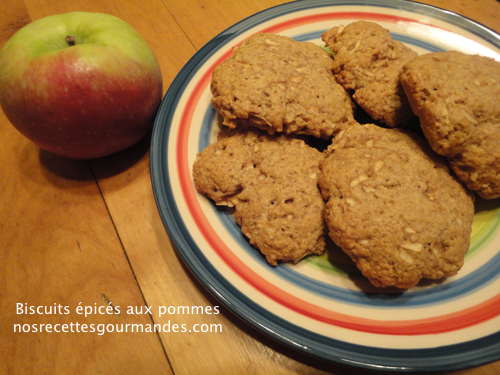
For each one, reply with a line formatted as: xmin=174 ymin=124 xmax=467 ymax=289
xmin=150 ymin=0 xmax=500 ymax=372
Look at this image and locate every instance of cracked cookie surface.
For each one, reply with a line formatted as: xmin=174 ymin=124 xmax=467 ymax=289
xmin=322 ymin=21 xmax=418 ymax=127
xmin=193 ymin=128 xmax=326 ymax=265
xmin=210 ymin=33 xmax=355 ymax=139
xmin=400 ymin=51 xmax=500 ymax=199
xmin=319 ymin=123 xmax=474 ymax=289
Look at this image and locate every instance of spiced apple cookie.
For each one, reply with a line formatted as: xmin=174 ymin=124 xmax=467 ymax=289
xmin=210 ymin=33 xmax=355 ymax=139
xmin=400 ymin=51 xmax=500 ymax=199
xmin=318 ymin=123 xmax=474 ymax=289
xmin=322 ymin=21 xmax=418 ymax=127
xmin=193 ymin=128 xmax=326 ymax=265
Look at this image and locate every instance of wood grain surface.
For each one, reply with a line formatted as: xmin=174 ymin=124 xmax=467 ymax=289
xmin=1 ymin=0 xmax=500 ymax=374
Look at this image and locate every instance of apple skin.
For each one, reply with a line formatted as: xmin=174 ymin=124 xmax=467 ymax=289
xmin=0 ymin=12 xmax=163 ymax=159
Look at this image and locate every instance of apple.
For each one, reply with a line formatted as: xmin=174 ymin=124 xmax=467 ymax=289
xmin=0 ymin=12 xmax=163 ymax=159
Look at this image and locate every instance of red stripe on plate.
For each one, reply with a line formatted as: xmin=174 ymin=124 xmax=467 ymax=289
xmin=261 ymin=12 xmax=421 ymax=34
xmin=176 ymin=12 xmax=500 ymax=335
xmin=184 ymin=176 xmax=500 ymax=334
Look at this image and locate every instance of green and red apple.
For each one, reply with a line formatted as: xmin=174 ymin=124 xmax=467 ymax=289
xmin=0 ymin=12 xmax=163 ymax=159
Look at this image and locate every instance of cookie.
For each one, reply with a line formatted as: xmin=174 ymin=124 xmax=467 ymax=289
xmin=319 ymin=123 xmax=474 ymax=289
xmin=193 ymin=128 xmax=326 ymax=265
xmin=322 ymin=21 xmax=418 ymax=127
xmin=400 ymin=51 xmax=500 ymax=199
xmin=210 ymin=33 xmax=355 ymax=139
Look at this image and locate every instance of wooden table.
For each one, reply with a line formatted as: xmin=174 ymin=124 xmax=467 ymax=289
xmin=1 ymin=0 xmax=499 ymax=374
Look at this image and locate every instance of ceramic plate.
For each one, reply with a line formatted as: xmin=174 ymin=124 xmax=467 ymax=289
xmin=150 ymin=0 xmax=500 ymax=372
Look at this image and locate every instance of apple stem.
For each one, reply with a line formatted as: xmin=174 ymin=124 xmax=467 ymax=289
xmin=65 ymin=36 xmax=76 ymax=46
